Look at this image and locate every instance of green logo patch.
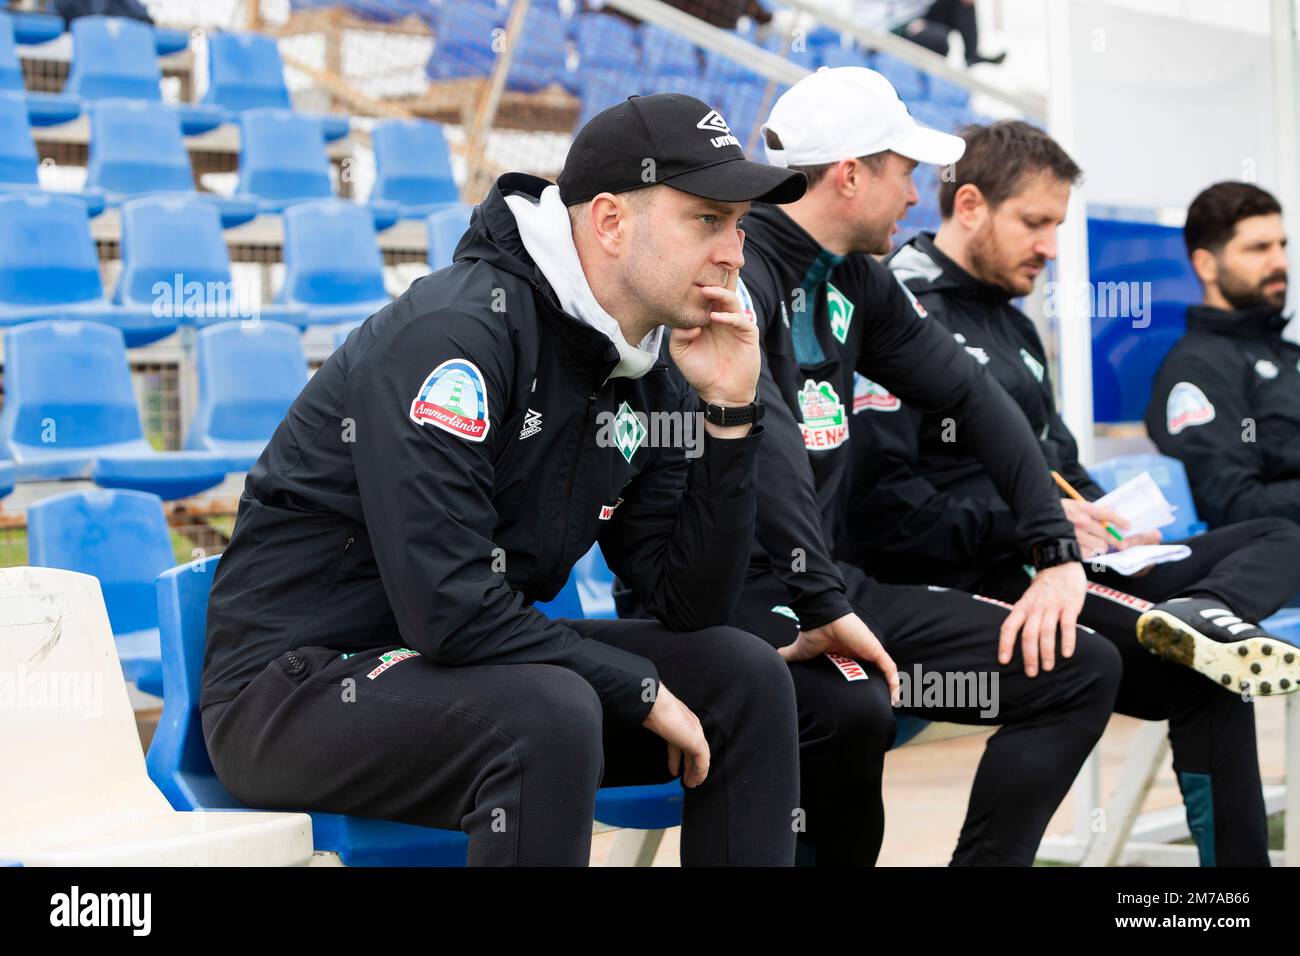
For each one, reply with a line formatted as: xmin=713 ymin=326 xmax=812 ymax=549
xmin=826 ymin=281 xmax=855 ymax=344
xmin=612 ymin=401 xmax=646 ymax=463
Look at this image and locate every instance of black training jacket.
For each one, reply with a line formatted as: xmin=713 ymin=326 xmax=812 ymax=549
xmin=201 ymin=172 xmax=763 ymax=726
xmin=736 ymin=208 xmax=1072 ymax=624
xmin=1146 ymin=304 xmax=1300 ymax=527
xmin=840 ymin=232 xmax=1093 ymax=583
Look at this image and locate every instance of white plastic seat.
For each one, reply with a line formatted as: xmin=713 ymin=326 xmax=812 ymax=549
xmin=0 ymin=567 xmax=312 ymax=866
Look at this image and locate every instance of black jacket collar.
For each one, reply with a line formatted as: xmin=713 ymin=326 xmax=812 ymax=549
xmin=456 ymin=172 xmax=626 ymax=382
xmin=909 ymin=232 xmax=1014 ymax=305
xmin=1185 ymin=303 xmax=1290 ymax=340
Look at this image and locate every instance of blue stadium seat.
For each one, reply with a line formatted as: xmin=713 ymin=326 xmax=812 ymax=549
xmin=0 ymin=12 xmax=81 ymax=127
xmin=9 ymin=11 xmax=62 ymax=46
xmin=575 ymin=12 xmax=638 ymax=71
xmin=278 ymin=199 xmax=391 ymax=327
xmin=927 ymin=74 xmax=970 ymax=108
xmin=185 ymin=320 xmax=308 ymax=470
xmin=719 ymin=80 xmax=773 ymax=151
xmin=86 ymin=99 xmax=256 ymax=227
xmin=370 ymin=118 xmax=460 ymax=219
xmin=815 ymin=43 xmax=871 ymax=70
xmin=63 ymin=17 xmax=226 ymax=136
xmin=426 ymin=1 xmax=501 ymax=82
xmin=640 ymin=23 xmax=699 ymax=77
xmin=27 ymin=489 xmax=171 ymax=697
xmin=0 ymin=460 xmax=13 ymax=500
xmin=574 ymin=68 xmax=642 ymax=130
xmin=0 ymin=91 xmax=103 ymax=215
xmin=512 ymin=6 xmax=575 ymax=93
xmin=153 ymin=27 xmax=191 ymax=57
xmin=1089 ymin=453 xmax=1208 ymax=541
xmin=146 ymin=555 xmax=470 ymax=866
xmin=872 ymin=50 xmax=927 ymax=102
xmin=426 ymin=203 xmax=472 ymax=272
xmin=702 ymin=49 xmax=763 ymax=84
xmin=762 ymin=31 xmax=818 ymax=70
xmin=0 ymin=320 xmax=231 ymax=496
xmin=202 ymin=32 xmax=349 ymax=142
xmin=236 ymin=108 xmax=397 ymax=229
xmin=0 ymin=192 xmax=172 ymax=344
xmin=114 ymin=195 xmax=308 ymax=330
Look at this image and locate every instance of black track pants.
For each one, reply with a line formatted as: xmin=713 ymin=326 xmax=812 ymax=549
xmin=729 ymin=564 xmax=1121 ymax=866
xmin=202 ymin=618 xmax=801 ymax=866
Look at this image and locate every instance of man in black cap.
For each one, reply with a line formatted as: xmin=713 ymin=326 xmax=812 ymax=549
xmin=200 ymin=93 xmax=806 ymax=866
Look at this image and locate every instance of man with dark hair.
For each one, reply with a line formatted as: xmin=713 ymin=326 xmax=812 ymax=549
xmin=201 ymin=93 xmax=806 ymax=866
xmin=622 ymin=68 xmax=1125 ymax=867
xmin=844 ymin=122 xmax=1300 ymax=866
xmin=1145 ymin=181 xmax=1300 ymax=528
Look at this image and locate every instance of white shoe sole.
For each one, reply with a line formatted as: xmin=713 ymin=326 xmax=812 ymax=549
xmin=1136 ymin=609 xmax=1300 ymax=697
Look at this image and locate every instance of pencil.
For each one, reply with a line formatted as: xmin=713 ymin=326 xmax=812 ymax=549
xmin=1051 ymin=470 xmax=1125 ymax=543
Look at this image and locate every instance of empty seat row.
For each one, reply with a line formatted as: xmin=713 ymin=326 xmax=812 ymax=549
xmin=0 ymin=191 xmax=395 ymax=345
xmin=1 ymin=11 xmax=350 ymax=140
xmin=1 ymin=86 xmax=460 ymax=226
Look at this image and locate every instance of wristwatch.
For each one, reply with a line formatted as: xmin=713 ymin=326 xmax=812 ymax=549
xmin=700 ymin=399 xmax=765 ymax=427
xmin=1030 ymin=537 xmax=1082 ymax=571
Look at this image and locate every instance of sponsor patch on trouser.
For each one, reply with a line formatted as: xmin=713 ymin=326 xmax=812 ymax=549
xmin=825 ymin=653 xmax=869 ymax=681
xmin=1085 ymin=581 xmax=1154 ymax=612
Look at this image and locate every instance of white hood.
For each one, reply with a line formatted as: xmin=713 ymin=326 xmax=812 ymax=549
xmin=505 ymin=184 xmax=663 ymax=380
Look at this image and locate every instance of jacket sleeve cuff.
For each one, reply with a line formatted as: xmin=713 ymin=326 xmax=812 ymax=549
xmin=566 ymin=638 xmax=661 ymax=727
xmin=791 ymin=587 xmax=855 ymax=632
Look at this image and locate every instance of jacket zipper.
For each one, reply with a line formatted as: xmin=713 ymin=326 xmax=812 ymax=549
xmin=552 ymin=389 xmax=597 ymax=594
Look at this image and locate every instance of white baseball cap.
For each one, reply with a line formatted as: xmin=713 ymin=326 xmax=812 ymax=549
xmin=762 ymin=66 xmax=966 ymax=169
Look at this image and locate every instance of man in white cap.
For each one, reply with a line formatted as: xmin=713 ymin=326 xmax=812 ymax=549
xmin=720 ymin=68 xmax=1118 ymax=865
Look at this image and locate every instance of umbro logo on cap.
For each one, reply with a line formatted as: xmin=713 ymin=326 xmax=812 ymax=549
xmin=697 ymin=109 xmax=739 ymax=148
xmin=697 ymin=110 xmax=731 ymax=133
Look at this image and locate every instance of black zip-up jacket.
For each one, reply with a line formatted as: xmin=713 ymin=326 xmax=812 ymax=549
xmin=840 ymin=232 xmax=1090 ymax=583
xmin=1146 ymin=304 xmax=1300 ymax=527
xmin=737 ymin=209 xmax=1073 ymax=622
xmin=201 ymin=172 xmax=763 ymax=726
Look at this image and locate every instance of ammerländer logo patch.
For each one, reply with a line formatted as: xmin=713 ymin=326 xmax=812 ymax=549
xmin=410 ymin=358 xmax=491 ymax=442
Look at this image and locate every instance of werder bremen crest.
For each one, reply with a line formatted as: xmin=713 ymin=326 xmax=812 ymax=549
xmin=826 ymin=281 xmax=855 ymax=344
xmin=797 ymin=379 xmax=847 ymax=450
xmin=612 ymin=401 xmax=647 ymax=463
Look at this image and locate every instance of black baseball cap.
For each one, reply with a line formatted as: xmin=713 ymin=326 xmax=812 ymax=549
xmin=557 ymin=92 xmax=807 ymax=206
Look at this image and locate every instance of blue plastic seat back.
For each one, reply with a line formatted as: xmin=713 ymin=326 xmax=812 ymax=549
xmin=65 ymin=15 xmax=162 ymax=102
xmin=0 ymin=192 xmax=103 ymax=307
xmin=281 ymin=199 xmax=387 ymax=306
xmin=147 ymin=554 xmax=245 ymax=808
xmin=575 ymin=68 xmax=643 ymax=130
xmin=1089 ymin=453 xmax=1207 ymax=541
xmin=640 ymin=22 xmax=698 ymax=77
xmin=575 ymin=12 xmax=638 ymax=70
xmin=0 ymin=320 xmax=145 ymax=453
xmin=27 ymin=488 xmax=174 ymax=635
xmin=426 ymin=203 xmax=472 ymax=272
xmin=87 ymin=98 xmax=194 ymax=196
xmin=191 ymin=321 xmax=308 ymax=445
xmin=512 ymin=6 xmax=569 ymax=76
xmin=371 ymin=118 xmax=458 ymax=207
xmin=0 ymin=12 xmax=24 ymax=92
xmin=237 ymin=108 xmax=333 ymax=202
xmin=427 ymin=1 xmax=501 ymax=79
xmin=203 ymin=31 xmax=292 ymax=112
xmin=116 ymin=195 xmax=232 ymax=310
xmin=0 ymin=91 xmax=39 ymax=185
xmin=873 ymin=50 xmax=926 ymax=103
